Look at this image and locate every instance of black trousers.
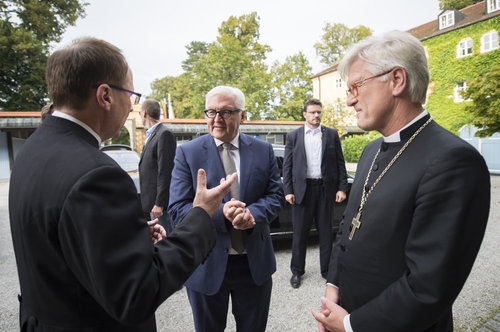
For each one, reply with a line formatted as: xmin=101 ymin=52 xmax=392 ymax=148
xmin=290 ymin=180 xmax=333 ymax=277
xmin=186 ymin=255 xmax=272 ymax=332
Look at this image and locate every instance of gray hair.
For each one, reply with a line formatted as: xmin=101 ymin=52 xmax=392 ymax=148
xmin=205 ymin=86 xmax=245 ymax=110
xmin=339 ymin=30 xmax=429 ymax=105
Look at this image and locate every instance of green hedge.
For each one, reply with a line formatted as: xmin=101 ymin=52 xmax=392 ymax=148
xmin=342 ymin=131 xmax=381 ymax=163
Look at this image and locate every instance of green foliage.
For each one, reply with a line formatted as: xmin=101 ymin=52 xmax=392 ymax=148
xmin=314 ymin=23 xmax=372 ymax=66
xmin=423 ymin=16 xmax=500 ymax=134
xmin=181 ymin=41 xmax=208 ymax=72
xmin=265 ymin=52 xmax=312 ymax=120
xmin=462 ymin=65 xmax=500 ymax=137
xmin=341 ymin=131 xmax=381 ymax=163
xmin=108 ymin=127 xmax=130 ymax=145
xmin=439 ymin=0 xmax=481 ymax=10
xmin=151 ymin=12 xmax=271 ymax=120
xmin=0 ymin=0 xmax=87 ymax=111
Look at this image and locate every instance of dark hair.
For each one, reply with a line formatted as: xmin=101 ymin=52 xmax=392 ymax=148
xmin=46 ymin=38 xmax=129 ymax=110
xmin=142 ymin=99 xmax=161 ymax=120
xmin=303 ymin=98 xmax=322 ymax=112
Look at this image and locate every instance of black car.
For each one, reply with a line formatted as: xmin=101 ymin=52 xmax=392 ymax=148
xmin=270 ymin=144 xmax=354 ymax=239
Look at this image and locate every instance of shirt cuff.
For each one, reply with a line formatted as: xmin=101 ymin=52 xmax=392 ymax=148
xmin=344 ymin=314 xmax=353 ymax=332
xmin=326 ymin=282 xmax=339 ymax=289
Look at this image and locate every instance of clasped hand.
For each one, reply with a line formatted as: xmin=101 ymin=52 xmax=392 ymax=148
xmin=223 ymin=198 xmax=255 ymax=230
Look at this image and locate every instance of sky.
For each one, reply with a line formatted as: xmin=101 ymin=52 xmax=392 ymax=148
xmin=53 ymin=0 xmax=443 ymax=96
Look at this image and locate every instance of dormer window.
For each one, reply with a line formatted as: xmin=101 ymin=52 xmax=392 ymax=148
xmin=481 ymin=30 xmax=499 ymax=53
xmin=457 ymin=38 xmax=473 ymax=58
xmin=439 ymin=11 xmax=455 ymax=29
xmin=487 ymin=0 xmax=500 ymax=13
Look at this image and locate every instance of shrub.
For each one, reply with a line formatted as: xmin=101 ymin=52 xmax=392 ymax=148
xmin=342 ymin=131 xmax=381 ymax=162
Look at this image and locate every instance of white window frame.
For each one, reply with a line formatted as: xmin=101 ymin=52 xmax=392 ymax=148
xmin=335 ymin=78 xmax=342 ymax=89
xmin=439 ymin=11 xmax=455 ymax=29
xmin=457 ymin=38 xmax=473 ymax=58
xmin=481 ymin=30 xmax=499 ymax=53
xmin=454 ymin=81 xmax=467 ymax=103
xmin=487 ymin=0 xmax=500 ymax=13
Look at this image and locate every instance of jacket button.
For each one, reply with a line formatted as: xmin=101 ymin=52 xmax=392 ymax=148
xmin=340 ymin=245 xmax=346 ymax=252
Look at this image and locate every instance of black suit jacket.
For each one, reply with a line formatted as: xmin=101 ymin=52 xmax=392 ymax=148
xmin=139 ymin=123 xmax=176 ymax=213
xmin=283 ymin=125 xmax=348 ymax=205
xmin=9 ymin=115 xmax=216 ymax=331
xmin=328 ymin=116 xmax=490 ymax=331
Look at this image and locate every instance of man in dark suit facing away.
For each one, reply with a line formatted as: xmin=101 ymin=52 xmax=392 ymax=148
xmin=139 ymin=99 xmax=177 ymax=233
xmin=9 ymin=38 xmax=236 ymax=332
xmin=283 ymin=98 xmax=348 ymax=288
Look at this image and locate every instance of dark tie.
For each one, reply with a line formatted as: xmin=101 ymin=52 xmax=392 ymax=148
xmin=221 ymin=143 xmax=245 ymax=253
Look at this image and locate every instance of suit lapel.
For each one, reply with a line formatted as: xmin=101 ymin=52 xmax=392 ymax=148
xmin=140 ymin=124 xmax=161 ymax=162
xmin=238 ymin=133 xmax=253 ymax=203
xmin=321 ymin=125 xmax=327 ymax=160
xmin=202 ymin=136 xmax=228 ymax=201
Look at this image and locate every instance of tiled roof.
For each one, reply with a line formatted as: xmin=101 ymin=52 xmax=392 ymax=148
xmin=407 ymin=1 xmax=500 ymax=40
xmin=310 ymin=63 xmax=339 ymax=79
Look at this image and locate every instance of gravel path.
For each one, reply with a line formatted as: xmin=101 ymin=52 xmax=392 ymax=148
xmin=1 ymin=176 xmax=498 ymax=331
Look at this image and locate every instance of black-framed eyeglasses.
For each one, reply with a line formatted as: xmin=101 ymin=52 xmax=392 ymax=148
xmin=346 ymin=69 xmax=393 ymax=98
xmin=93 ymin=84 xmax=142 ymax=105
xmin=204 ymin=109 xmax=241 ymax=119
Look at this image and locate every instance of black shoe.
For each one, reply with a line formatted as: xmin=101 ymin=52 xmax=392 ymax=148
xmin=290 ymin=274 xmax=301 ymax=288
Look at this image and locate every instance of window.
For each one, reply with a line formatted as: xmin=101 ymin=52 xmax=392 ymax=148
xmin=454 ymin=81 xmax=467 ymax=103
xmin=487 ymin=0 xmax=500 ymax=13
xmin=335 ymin=78 xmax=342 ymax=89
xmin=481 ymin=30 xmax=499 ymax=53
xmin=334 ymin=103 xmax=342 ymax=118
xmin=457 ymin=38 xmax=473 ymax=58
xmin=439 ymin=11 xmax=454 ymax=29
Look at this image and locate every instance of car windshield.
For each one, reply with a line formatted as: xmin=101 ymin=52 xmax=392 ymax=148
xmin=104 ymin=151 xmax=139 ymax=173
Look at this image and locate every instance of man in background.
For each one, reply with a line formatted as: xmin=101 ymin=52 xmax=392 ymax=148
xmin=139 ymin=99 xmax=176 ymax=233
xmin=312 ymin=30 xmax=490 ymax=332
xmin=9 ymin=38 xmax=235 ymax=332
xmin=283 ymin=98 xmax=348 ymax=288
xmin=169 ymin=86 xmax=284 ymax=332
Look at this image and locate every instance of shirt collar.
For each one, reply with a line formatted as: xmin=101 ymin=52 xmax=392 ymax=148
xmin=304 ymin=124 xmax=321 ymax=134
xmin=383 ymin=110 xmax=429 ymax=143
xmin=52 ymin=110 xmax=102 ymax=145
xmin=146 ymin=122 xmax=161 ymax=137
xmin=214 ymin=133 xmax=240 ymax=149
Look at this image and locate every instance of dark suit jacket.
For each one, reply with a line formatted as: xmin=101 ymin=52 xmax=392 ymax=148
xmin=9 ymin=115 xmax=216 ymax=332
xmin=168 ymin=133 xmax=284 ymax=295
xmin=283 ymin=125 xmax=348 ymax=205
xmin=328 ymin=116 xmax=490 ymax=331
xmin=139 ymin=123 xmax=176 ymax=213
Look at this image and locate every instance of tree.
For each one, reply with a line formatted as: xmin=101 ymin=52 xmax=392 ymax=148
xmin=189 ymin=12 xmax=272 ymax=119
xmin=266 ymin=52 xmax=312 ymax=120
xmin=0 ymin=0 xmax=87 ymax=111
xmin=462 ymin=66 xmax=500 ymax=137
xmin=314 ymin=23 xmax=372 ymax=66
xmin=439 ymin=0 xmax=482 ymax=10
xmin=181 ymin=41 xmax=208 ymax=72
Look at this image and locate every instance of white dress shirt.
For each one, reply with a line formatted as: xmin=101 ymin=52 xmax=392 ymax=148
xmin=304 ymin=124 xmax=322 ymax=179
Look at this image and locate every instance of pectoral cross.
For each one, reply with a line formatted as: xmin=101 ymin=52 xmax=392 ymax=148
xmin=349 ymin=212 xmax=362 ymax=240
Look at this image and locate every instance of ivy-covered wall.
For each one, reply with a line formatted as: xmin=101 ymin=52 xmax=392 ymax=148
xmin=423 ymin=15 xmax=500 ymax=134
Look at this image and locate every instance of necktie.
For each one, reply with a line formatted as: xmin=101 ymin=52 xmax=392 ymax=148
xmin=221 ymin=143 xmax=245 ymax=253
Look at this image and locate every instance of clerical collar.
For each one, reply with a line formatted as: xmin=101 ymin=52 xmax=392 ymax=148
xmin=214 ymin=133 xmax=240 ymax=149
xmin=52 ymin=110 xmax=101 ymax=145
xmin=383 ymin=110 xmax=430 ymax=143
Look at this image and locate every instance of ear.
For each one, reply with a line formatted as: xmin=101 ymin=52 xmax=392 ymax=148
xmin=391 ymin=67 xmax=407 ymax=97
xmin=240 ymin=111 xmax=246 ymax=123
xmin=95 ymin=84 xmax=113 ymax=110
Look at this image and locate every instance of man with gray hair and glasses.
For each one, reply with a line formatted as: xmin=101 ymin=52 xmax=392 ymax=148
xmin=169 ymin=85 xmax=284 ymax=332
xmin=312 ymin=30 xmax=490 ymax=332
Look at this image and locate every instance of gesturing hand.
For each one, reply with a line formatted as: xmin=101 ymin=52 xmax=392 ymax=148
xmin=147 ymin=218 xmax=166 ymax=244
xmin=193 ymin=169 xmax=237 ymax=218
